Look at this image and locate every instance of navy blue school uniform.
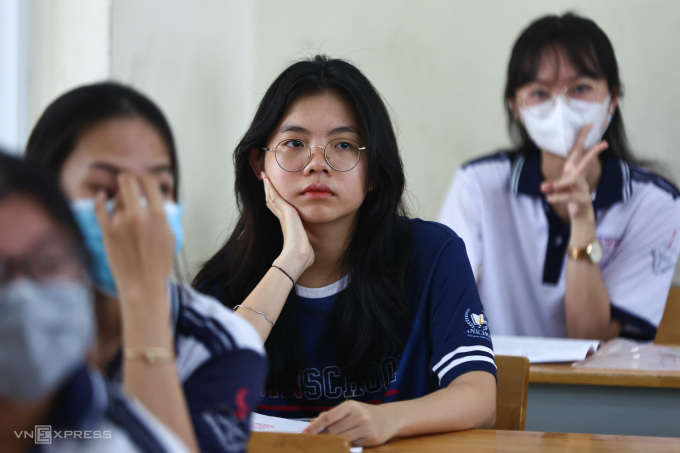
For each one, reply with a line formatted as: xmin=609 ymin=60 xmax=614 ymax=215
xmin=205 ymin=218 xmax=497 ymax=419
xmin=106 ymin=283 xmax=267 ymax=453
xmin=33 ymin=365 xmax=188 ymax=452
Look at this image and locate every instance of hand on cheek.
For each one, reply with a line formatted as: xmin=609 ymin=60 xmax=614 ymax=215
xmin=261 ymin=172 xmax=315 ymax=280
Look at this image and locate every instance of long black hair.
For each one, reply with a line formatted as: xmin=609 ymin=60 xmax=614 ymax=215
xmin=193 ymin=55 xmax=413 ymax=390
xmin=24 ymin=82 xmax=180 ymax=199
xmin=0 ymin=151 xmax=86 ymax=261
xmin=505 ymin=12 xmax=639 ymax=165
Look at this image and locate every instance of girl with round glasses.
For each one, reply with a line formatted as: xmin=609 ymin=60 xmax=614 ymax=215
xmin=194 ymin=55 xmax=496 ymax=447
xmin=439 ymin=13 xmax=680 ymax=341
xmin=25 ymin=82 xmax=267 ymax=453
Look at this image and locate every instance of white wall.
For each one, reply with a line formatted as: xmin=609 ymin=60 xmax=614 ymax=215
xmin=26 ymin=0 xmax=680 ymax=282
xmin=109 ymin=0 xmax=256 ymax=279
xmin=253 ymin=0 xmax=680 ymax=218
xmin=28 ymin=0 xmax=111 ymax=127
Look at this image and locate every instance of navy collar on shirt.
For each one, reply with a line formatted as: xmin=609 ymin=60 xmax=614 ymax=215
xmin=49 ymin=365 xmax=108 ymax=432
xmin=508 ymin=152 xmax=632 ymax=210
xmin=507 ymin=152 xmax=632 ymax=285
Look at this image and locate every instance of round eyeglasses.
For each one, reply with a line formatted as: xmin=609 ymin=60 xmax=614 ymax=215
xmin=517 ymin=79 xmax=607 ymax=115
xmin=263 ymin=138 xmax=364 ymax=172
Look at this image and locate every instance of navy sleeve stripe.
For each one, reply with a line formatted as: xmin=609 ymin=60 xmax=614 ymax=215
xmin=462 ymin=151 xmax=510 ymax=169
xmin=611 ymin=304 xmax=657 ymax=339
xmin=432 ymin=345 xmax=494 ymax=372
xmin=435 ymin=355 xmax=496 ymax=384
xmin=183 ymin=306 xmax=237 ymax=353
xmin=630 ymin=167 xmax=680 ymax=199
xmin=179 ymin=285 xmax=239 ymax=350
xmin=177 ymin=283 xmax=264 ymax=355
xmin=433 ymin=345 xmax=495 ymax=384
xmin=105 ymin=388 xmax=170 ymax=453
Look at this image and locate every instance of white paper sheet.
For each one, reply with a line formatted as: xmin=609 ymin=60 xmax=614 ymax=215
xmin=491 ymin=334 xmax=602 ymax=363
xmin=251 ymin=412 xmax=363 ymax=452
xmin=251 ymin=412 xmax=310 ymax=433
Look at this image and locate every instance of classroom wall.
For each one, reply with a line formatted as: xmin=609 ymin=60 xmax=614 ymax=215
xmin=26 ymin=0 xmax=680 ymax=282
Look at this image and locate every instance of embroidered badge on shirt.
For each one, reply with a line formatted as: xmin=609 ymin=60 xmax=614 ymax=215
xmin=652 ymin=230 xmax=678 ymax=275
xmin=465 ymin=309 xmax=490 ymax=339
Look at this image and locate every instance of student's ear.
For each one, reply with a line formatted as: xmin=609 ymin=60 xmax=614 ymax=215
xmin=249 ymin=149 xmax=265 ymax=181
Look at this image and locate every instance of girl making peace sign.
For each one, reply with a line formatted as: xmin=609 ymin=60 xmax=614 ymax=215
xmin=439 ymin=13 xmax=680 ymax=340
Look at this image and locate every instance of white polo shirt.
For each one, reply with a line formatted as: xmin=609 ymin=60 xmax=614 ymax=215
xmin=439 ymin=151 xmax=680 ymax=339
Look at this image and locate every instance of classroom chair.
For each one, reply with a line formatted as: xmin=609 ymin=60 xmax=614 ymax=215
xmin=491 ymin=355 xmax=530 ymax=431
xmin=248 ymin=432 xmax=351 ymax=453
xmin=654 ymin=286 xmax=680 ymax=345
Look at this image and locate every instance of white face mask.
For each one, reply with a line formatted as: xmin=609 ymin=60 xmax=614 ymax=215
xmin=519 ymin=95 xmax=613 ymax=157
xmin=0 ymin=279 xmax=95 ymax=402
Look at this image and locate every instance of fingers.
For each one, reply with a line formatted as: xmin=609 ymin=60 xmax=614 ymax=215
xmin=116 ymin=173 xmax=143 ymax=216
xmin=567 ymin=124 xmax=593 ymax=163
xmin=303 ymin=402 xmax=386 ymax=447
xmin=262 ymin=172 xmax=293 ymax=218
xmin=545 ymin=188 xmax=590 ymax=205
xmin=139 ymin=173 xmax=165 ymax=211
xmin=303 ymin=406 xmax=350 ymax=435
xmin=94 ymin=190 xmax=110 ymax=230
xmin=577 ymin=140 xmax=609 ymax=175
xmin=543 ymin=140 xmax=608 ymax=194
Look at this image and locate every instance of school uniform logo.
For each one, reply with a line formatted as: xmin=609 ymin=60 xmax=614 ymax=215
xmin=465 ymin=309 xmax=490 ymax=339
xmin=651 ymin=230 xmax=678 ymax=275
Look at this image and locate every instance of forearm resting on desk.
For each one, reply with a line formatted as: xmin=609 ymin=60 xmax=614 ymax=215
xmin=389 ymin=371 xmax=497 ymax=437
xmin=304 ymin=370 xmax=496 ymax=447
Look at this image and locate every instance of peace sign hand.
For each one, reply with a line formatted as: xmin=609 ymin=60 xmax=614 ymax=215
xmin=540 ymin=124 xmax=609 ymax=221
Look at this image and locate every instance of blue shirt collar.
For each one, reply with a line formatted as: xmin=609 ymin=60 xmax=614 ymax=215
xmin=49 ymin=364 xmax=108 ymax=432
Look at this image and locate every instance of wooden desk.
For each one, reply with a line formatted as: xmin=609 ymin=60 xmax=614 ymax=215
xmin=365 ymin=429 xmax=680 ymax=452
xmin=526 ymin=363 xmax=680 ymax=437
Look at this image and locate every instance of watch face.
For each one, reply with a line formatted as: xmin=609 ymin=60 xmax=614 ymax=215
xmin=587 ymin=240 xmax=603 ymax=264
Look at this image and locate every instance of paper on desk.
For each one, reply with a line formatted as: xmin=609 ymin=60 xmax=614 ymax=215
xmin=491 ymin=335 xmax=601 ymax=363
xmin=251 ymin=412 xmax=363 ymax=452
xmin=573 ymin=338 xmax=680 ymax=370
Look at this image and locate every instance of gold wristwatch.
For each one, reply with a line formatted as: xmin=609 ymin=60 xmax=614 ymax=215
xmin=567 ymin=239 xmax=603 ymax=265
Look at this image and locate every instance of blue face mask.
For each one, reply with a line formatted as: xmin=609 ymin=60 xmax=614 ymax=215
xmin=71 ymin=198 xmax=184 ymax=297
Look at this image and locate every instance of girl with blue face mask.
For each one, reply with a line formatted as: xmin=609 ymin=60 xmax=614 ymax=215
xmin=0 ymin=152 xmax=190 ymax=452
xmin=439 ymin=13 xmax=680 ymax=341
xmin=24 ymin=83 xmax=267 ymax=453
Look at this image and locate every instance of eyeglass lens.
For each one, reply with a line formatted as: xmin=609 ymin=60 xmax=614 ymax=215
xmin=520 ymin=81 xmax=602 ymax=108
xmin=274 ymin=139 xmax=361 ymax=172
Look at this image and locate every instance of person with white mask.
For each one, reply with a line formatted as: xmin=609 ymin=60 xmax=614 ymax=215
xmin=0 ymin=152 xmax=191 ymax=452
xmin=439 ymin=13 xmax=680 ymax=341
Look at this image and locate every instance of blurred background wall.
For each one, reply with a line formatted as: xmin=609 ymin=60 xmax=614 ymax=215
xmin=11 ymin=0 xmax=680 ymax=281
